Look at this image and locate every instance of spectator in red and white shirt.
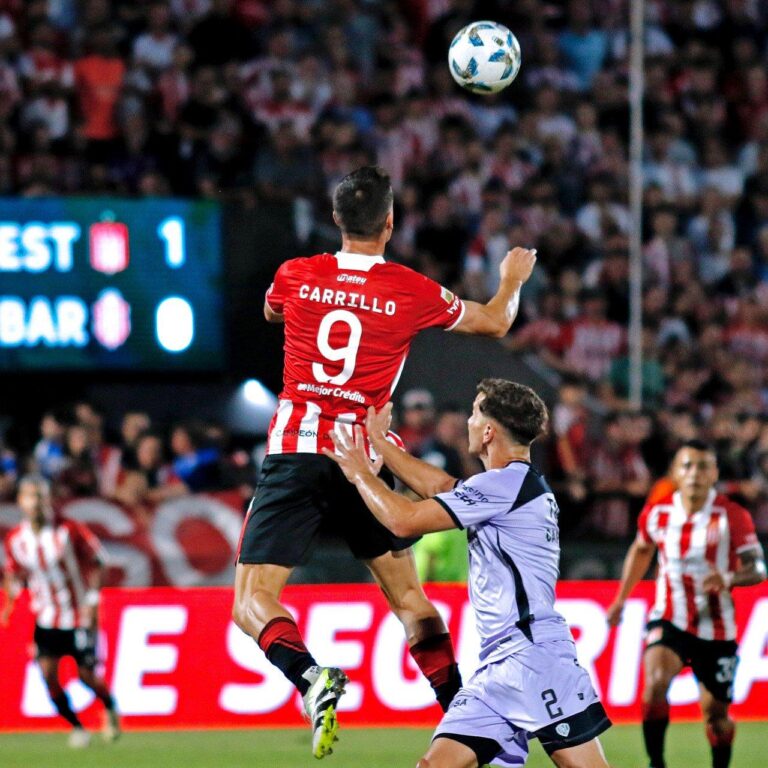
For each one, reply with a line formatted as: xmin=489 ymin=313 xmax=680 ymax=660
xmin=558 ymin=289 xmax=626 ymax=382
xmin=2 ymin=475 xmax=120 ymax=747
xmin=724 ymin=296 xmax=768 ymax=377
xmin=504 ymin=292 xmax=565 ymax=363
xmin=17 ymin=21 xmax=74 ymax=93
xmin=607 ymin=442 xmax=766 ymax=768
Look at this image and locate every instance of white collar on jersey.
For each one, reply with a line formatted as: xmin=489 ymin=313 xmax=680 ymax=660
xmin=335 ymin=251 xmax=385 ymax=271
xmin=673 ymin=487 xmax=716 ymax=516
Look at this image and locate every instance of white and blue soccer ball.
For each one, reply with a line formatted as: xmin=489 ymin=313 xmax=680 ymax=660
xmin=448 ymin=21 xmax=522 ymax=94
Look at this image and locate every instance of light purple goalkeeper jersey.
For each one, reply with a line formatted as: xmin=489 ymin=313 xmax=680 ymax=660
xmin=434 ymin=460 xmax=572 ymax=665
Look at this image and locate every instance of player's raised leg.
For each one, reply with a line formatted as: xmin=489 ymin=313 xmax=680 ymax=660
xmin=699 ymin=685 xmax=735 ymax=768
xmin=38 ymin=655 xmax=90 ymax=747
xmin=232 ymin=561 xmax=348 ymax=759
xmin=365 ymin=549 xmax=462 ymax=711
xmin=641 ymin=644 xmax=683 ymax=768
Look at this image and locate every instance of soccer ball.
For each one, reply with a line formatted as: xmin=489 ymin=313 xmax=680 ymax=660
xmin=448 ymin=21 xmax=521 ymax=94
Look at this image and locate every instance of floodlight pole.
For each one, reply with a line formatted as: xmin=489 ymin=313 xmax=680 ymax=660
xmin=628 ymin=0 xmax=645 ymax=409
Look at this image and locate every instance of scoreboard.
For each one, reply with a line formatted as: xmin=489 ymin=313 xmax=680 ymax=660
xmin=0 ymin=198 xmax=224 ymax=370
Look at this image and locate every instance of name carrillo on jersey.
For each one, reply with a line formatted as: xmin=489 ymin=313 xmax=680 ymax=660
xmin=299 ymin=284 xmax=396 ymax=316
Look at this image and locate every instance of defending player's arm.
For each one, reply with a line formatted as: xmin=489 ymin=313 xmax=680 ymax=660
xmin=323 ymin=427 xmax=457 ymax=538
xmin=366 ymin=405 xmax=458 ymax=499
xmin=606 ymin=534 xmax=656 ymax=627
xmin=452 ymin=247 xmax=537 ymax=338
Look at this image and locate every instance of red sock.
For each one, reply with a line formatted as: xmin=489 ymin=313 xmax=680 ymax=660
xmin=258 ymin=617 xmax=317 ymax=695
xmin=707 ymin=722 xmax=735 ymax=768
xmin=409 ymin=632 xmax=462 ymax=711
xmin=706 ymin=723 xmax=735 ymax=747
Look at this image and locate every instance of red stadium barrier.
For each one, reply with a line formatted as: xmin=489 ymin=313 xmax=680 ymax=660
xmin=1 ymin=582 xmax=767 ymax=732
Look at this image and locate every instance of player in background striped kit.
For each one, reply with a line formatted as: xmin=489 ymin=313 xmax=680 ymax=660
xmin=607 ymin=441 xmax=766 ymax=768
xmin=2 ymin=475 xmax=120 ymax=748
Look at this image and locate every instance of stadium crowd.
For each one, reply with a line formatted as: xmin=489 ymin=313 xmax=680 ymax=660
xmin=0 ymin=402 xmax=255 ymax=515
xmin=1 ymin=0 xmax=768 ymax=540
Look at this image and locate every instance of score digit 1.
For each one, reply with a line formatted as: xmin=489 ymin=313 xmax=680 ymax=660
xmin=158 ymin=216 xmax=186 ymax=268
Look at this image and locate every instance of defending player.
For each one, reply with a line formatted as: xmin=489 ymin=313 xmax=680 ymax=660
xmin=2 ymin=475 xmax=120 ymax=747
xmin=232 ymin=166 xmax=537 ymax=758
xmin=325 ymin=380 xmax=612 ymax=768
xmin=607 ymin=441 xmax=766 ymax=768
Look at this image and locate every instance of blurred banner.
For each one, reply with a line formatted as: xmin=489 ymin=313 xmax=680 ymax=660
xmin=0 ymin=198 xmax=223 ymax=370
xmin=0 ymin=493 xmax=247 ymax=587
xmin=1 ymin=582 xmax=767 ymax=732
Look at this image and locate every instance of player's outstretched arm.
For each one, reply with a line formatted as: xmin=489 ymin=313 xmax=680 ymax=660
xmin=606 ymin=537 xmax=656 ymax=626
xmin=367 ymin=405 xmax=458 ymax=499
xmin=452 ymin=247 xmax=536 ymax=338
xmin=323 ymin=427 xmax=457 ymax=538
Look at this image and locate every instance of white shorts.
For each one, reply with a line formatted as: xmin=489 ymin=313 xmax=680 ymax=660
xmin=433 ymin=639 xmax=611 ymax=766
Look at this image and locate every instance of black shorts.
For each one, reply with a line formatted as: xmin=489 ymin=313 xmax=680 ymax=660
xmin=645 ymin=619 xmax=739 ymax=703
xmin=34 ymin=625 xmax=97 ymax=669
xmin=238 ymin=453 xmax=419 ymax=566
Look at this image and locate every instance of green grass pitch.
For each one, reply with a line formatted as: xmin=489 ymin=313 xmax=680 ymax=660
xmin=0 ymin=723 xmax=764 ymax=767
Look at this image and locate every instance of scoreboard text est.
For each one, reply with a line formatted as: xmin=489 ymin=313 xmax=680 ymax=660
xmin=0 ymin=199 xmax=223 ymax=370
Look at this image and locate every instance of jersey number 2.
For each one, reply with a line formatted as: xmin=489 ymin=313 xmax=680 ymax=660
xmin=312 ymin=310 xmax=362 ymax=386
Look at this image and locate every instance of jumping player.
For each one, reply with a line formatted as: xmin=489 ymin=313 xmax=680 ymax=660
xmin=2 ymin=475 xmax=120 ymax=747
xmin=607 ymin=441 xmax=766 ymax=768
xmin=325 ymin=380 xmax=612 ymax=768
xmin=232 ymin=166 xmax=537 ymax=758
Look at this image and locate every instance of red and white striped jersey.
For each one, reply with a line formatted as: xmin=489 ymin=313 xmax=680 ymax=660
xmin=264 ymin=251 xmax=465 ymax=455
xmin=638 ymin=490 xmax=762 ymax=640
xmin=4 ymin=519 xmax=105 ymax=630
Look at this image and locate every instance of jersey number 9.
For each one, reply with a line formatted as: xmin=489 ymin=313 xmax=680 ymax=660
xmin=312 ymin=310 xmax=363 ymax=386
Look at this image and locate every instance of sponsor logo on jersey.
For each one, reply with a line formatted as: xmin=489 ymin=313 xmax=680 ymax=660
xmin=337 ymin=274 xmax=367 ymax=285
xmin=297 ymin=381 xmax=366 ymax=404
xmin=452 ymin=484 xmax=489 ymax=506
xmin=273 ymin=428 xmax=318 ymax=439
xmin=555 ymin=723 xmax=570 ymax=737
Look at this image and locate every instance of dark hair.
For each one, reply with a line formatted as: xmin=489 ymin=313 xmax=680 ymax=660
xmin=476 ymin=379 xmax=549 ymax=446
xmin=677 ymin=439 xmax=716 ymax=456
xmin=332 ymin=166 xmax=393 ymax=238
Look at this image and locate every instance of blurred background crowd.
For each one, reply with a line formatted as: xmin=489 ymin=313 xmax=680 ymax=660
xmin=2 ymin=0 xmax=768 ymax=558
